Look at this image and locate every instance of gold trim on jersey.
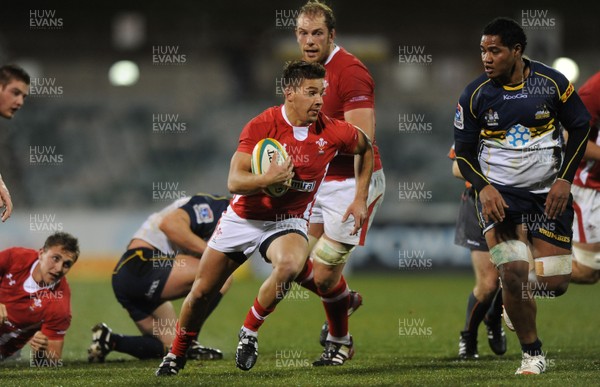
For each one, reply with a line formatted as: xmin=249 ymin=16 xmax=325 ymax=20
xmin=456 ymin=156 xmax=491 ymax=186
xmin=560 ymin=126 xmax=590 ymax=180
xmin=480 ymin=119 xmax=557 ymax=140
xmin=112 ymin=249 xmax=173 ymax=275
xmin=502 ymin=83 xmax=525 ymax=91
xmin=192 ymin=192 xmax=230 ymax=201
xmin=469 ymin=79 xmax=492 ymax=118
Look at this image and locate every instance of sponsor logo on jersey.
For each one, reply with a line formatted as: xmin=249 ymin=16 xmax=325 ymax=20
xmin=484 ymin=109 xmax=499 ymax=127
xmin=289 ymin=179 xmax=316 ymax=192
xmin=454 ymin=103 xmax=464 ymax=130
xmin=503 ymin=93 xmax=528 ymax=100
xmin=561 ymin=83 xmax=574 ymax=103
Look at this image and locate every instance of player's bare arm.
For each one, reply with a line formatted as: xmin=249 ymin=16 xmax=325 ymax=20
xmin=31 ymin=333 xmax=64 ymax=362
xmin=451 ymin=160 xmax=464 ymax=180
xmin=45 ymin=340 xmax=64 ymax=360
xmin=345 ymin=108 xmax=375 ymax=141
xmin=582 ymin=140 xmax=600 ymax=162
xmin=0 ymin=302 xmax=7 ymax=323
xmin=0 ymin=176 xmax=13 ymax=222
xmin=159 ymin=209 xmax=207 ymax=257
xmin=343 ymin=127 xmax=373 ymax=235
xmin=227 ymin=151 xmax=294 ymax=195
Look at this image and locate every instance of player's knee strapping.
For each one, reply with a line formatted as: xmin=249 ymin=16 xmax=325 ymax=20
xmin=311 ymin=237 xmax=355 ymax=265
xmin=489 ymin=240 xmax=529 ymax=267
xmin=308 ymin=235 xmax=319 ymax=255
xmin=572 ymin=246 xmax=600 ymax=270
xmin=535 ymin=255 xmax=572 ymax=276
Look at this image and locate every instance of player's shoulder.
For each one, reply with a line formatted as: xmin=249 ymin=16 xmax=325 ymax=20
xmin=249 ymin=106 xmax=280 ymax=125
xmin=578 ymin=71 xmax=600 ymax=95
xmin=317 ymin=112 xmax=355 ymax=132
xmin=188 ymin=193 xmax=230 ymax=206
xmin=463 ymin=73 xmax=493 ymax=96
xmin=0 ymin=247 xmax=37 ymax=268
xmin=330 ymin=47 xmax=372 ymax=75
xmin=529 ymin=59 xmax=571 ymax=91
xmin=529 ymin=59 xmax=563 ymax=80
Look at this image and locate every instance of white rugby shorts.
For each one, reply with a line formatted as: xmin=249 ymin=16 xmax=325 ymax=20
xmin=208 ymin=205 xmax=308 ymax=262
xmin=310 ymin=169 xmax=385 ymax=246
xmin=572 ymin=184 xmax=600 ymax=244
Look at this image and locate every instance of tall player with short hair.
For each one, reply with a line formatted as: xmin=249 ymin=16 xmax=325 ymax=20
xmin=292 ymin=0 xmax=385 ymax=366
xmin=88 ymin=193 xmax=230 ymax=362
xmin=454 ymin=18 xmax=590 ymax=374
xmin=0 ymin=64 xmax=30 ymax=222
xmin=155 ymin=60 xmax=373 ymax=376
xmin=571 ymin=71 xmax=600 ymax=283
xmin=0 ymin=232 xmax=79 ymax=365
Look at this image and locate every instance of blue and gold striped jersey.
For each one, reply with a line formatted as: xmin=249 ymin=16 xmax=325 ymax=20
xmin=454 ymin=59 xmax=590 ymax=193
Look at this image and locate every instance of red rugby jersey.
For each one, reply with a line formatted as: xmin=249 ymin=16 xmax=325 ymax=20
xmin=321 ymin=46 xmax=383 ymax=180
xmin=0 ymin=248 xmax=71 ymax=359
xmin=231 ymin=105 xmax=359 ymax=221
xmin=574 ymin=71 xmax=600 ymax=190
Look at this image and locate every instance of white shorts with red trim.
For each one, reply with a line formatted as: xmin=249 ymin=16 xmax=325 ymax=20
xmin=208 ymin=205 xmax=308 ymax=262
xmin=310 ymin=169 xmax=385 ymax=246
xmin=572 ymin=184 xmax=600 ymax=244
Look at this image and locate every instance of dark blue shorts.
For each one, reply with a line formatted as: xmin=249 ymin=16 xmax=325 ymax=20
xmin=454 ymin=187 xmax=488 ymax=251
xmin=477 ymin=184 xmax=574 ymax=251
xmin=112 ymin=248 xmax=175 ymax=322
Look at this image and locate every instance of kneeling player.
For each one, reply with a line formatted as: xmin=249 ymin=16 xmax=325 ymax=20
xmin=0 ymin=232 xmax=79 ymax=366
xmin=88 ymin=193 xmax=231 ymax=362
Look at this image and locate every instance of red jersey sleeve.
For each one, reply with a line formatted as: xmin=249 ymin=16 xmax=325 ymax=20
xmin=0 ymin=248 xmax=13 ymax=276
xmin=40 ymin=285 xmax=71 ymax=341
xmin=237 ymin=108 xmax=275 ymax=155
xmin=339 ymin=64 xmax=375 ymax=113
xmin=579 ymin=72 xmax=600 ymax=129
xmin=330 ymin=120 xmax=360 ymax=154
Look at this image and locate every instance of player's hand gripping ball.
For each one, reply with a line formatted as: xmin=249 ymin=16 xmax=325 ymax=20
xmin=251 ymin=138 xmax=291 ymax=197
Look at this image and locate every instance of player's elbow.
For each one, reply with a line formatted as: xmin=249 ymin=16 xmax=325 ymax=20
xmin=158 ymin=216 xmax=174 ymax=235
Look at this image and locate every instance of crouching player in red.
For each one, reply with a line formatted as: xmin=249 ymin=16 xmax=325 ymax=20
xmin=155 ymin=60 xmax=373 ymax=376
xmin=0 ymin=232 xmax=79 ymax=366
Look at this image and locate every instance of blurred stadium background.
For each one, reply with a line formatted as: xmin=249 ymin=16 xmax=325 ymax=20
xmin=0 ymin=0 xmax=599 ymax=277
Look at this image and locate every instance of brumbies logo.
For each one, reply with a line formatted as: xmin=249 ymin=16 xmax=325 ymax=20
xmin=535 ymin=104 xmax=550 ymax=120
xmin=316 ymin=138 xmax=327 ymax=154
xmin=454 ymin=103 xmax=464 ymax=129
xmin=484 ymin=109 xmax=499 ymax=127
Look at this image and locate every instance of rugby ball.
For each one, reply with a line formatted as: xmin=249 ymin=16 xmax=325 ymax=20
xmin=251 ymin=138 xmax=291 ymax=197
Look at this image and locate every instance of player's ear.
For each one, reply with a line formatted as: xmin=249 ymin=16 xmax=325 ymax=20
xmin=329 ymin=28 xmax=336 ymax=41
xmin=284 ymin=85 xmax=294 ymax=101
xmin=513 ymin=44 xmax=522 ymax=57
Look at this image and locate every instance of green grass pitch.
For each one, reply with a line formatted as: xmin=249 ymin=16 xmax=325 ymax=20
xmin=1 ymin=273 xmax=600 ymax=386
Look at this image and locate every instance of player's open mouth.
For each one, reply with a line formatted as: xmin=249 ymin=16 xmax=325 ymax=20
xmin=304 ymin=49 xmax=319 ymax=58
